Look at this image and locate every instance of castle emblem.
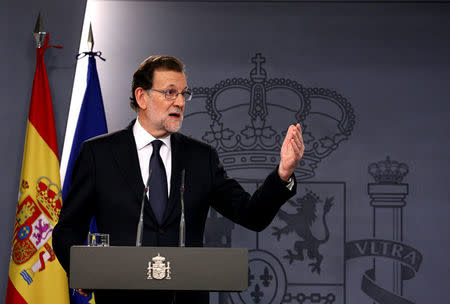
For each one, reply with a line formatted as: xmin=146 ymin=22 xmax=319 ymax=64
xmin=12 ymin=176 xmax=61 ymax=285
xmin=147 ymin=254 xmax=171 ymax=280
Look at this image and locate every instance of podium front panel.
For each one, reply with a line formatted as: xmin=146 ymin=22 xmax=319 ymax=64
xmin=70 ymin=246 xmax=248 ymax=291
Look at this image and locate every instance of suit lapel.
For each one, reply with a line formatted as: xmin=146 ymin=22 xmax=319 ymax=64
xmin=110 ymin=124 xmax=145 ymax=204
xmin=111 ymin=123 xmax=161 ymax=225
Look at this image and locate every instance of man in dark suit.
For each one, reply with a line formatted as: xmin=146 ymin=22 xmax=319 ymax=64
xmin=53 ymin=55 xmax=305 ymax=303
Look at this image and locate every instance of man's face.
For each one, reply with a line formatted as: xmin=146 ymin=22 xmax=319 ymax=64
xmin=138 ymin=69 xmax=187 ymax=138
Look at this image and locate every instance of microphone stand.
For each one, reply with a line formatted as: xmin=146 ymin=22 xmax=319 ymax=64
xmin=173 ymin=169 xmax=186 ymax=304
xmin=136 ymin=170 xmax=152 ymax=247
xmin=179 ymin=169 xmax=186 ymax=247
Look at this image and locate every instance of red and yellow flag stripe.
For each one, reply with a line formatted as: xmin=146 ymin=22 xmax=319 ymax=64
xmin=5 ymin=34 xmax=69 ymax=304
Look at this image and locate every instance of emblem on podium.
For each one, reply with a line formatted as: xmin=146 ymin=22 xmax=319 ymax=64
xmin=147 ymin=253 xmax=171 ymax=280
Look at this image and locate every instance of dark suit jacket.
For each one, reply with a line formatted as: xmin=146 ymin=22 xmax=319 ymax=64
xmin=53 ymin=122 xmax=296 ymax=303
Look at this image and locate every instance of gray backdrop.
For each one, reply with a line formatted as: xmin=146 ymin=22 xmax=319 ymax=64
xmin=2 ymin=1 xmax=449 ymax=303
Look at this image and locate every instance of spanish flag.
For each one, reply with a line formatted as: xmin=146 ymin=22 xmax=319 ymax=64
xmin=5 ymin=34 xmax=70 ymax=304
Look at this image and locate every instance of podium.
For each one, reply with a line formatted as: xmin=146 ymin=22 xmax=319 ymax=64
xmin=69 ymin=246 xmax=248 ymax=291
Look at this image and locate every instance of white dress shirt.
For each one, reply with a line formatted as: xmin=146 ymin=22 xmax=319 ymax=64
xmin=133 ymin=119 xmax=172 ymax=196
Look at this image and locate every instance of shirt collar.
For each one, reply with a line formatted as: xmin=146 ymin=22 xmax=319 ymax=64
xmin=133 ymin=118 xmax=171 ymax=151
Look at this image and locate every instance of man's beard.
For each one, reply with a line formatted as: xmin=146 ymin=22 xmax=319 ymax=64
xmin=162 ymin=117 xmax=183 ymax=134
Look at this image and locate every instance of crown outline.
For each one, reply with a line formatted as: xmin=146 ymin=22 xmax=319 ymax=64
xmin=184 ymin=53 xmax=356 ymax=180
xmin=368 ymin=156 xmax=409 ymax=184
xmin=152 ymin=253 xmax=166 ymax=263
xmin=36 ymin=176 xmax=62 ymax=221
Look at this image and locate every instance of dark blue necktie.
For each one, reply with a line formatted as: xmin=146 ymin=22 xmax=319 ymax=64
xmin=149 ymin=140 xmax=168 ymax=224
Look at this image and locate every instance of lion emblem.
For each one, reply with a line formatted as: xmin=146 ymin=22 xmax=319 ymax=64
xmin=272 ymin=190 xmax=334 ymax=274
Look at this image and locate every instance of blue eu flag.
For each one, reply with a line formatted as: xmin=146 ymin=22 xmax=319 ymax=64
xmin=62 ymin=53 xmax=107 ymax=304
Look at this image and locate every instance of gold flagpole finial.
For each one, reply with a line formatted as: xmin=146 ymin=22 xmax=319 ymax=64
xmin=88 ymin=23 xmax=94 ymax=52
xmin=33 ymin=12 xmax=47 ymax=48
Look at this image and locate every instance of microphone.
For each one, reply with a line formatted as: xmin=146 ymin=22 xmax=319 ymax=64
xmin=136 ymin=169 xmax=152 ymax=247
xmin=179 ymin=169 xmax=185 ymax=247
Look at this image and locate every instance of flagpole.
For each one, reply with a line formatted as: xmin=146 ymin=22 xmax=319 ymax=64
xmin=88 ymin=22 xmax=94 ymax=52
xmin=33 ymin=12 xmax=47 ymax=48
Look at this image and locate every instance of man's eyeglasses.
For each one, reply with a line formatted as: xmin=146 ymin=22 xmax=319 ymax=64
xmin=148 ymin=88 xmax=193 ymax=102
